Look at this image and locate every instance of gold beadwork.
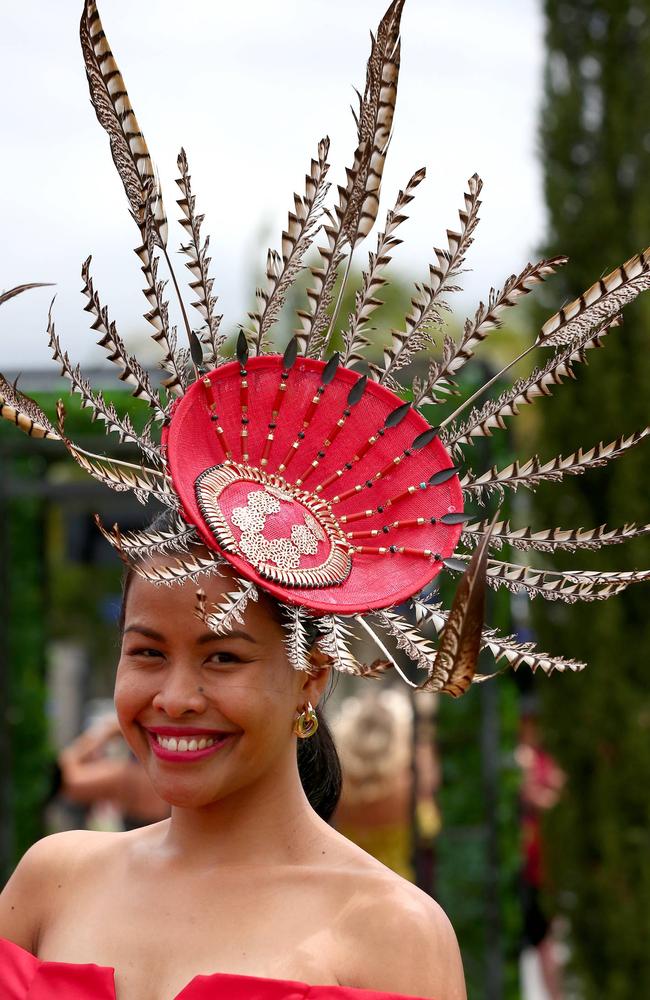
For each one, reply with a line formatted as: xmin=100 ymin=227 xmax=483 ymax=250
xmin=294 ymin=702 xmax=319 ymax=739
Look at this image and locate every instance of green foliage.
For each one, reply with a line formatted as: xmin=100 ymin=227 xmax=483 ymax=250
xmin=3 ymin=452 xmax=51 ymax=876
xmin=535 ymin=2 xmax=650 ymax=994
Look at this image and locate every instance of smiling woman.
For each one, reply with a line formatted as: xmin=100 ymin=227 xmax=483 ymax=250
xmin=2 ymin=0 xmax=649 ymax=994
xmin=0 ymin=555 xmax=465 ymax=1000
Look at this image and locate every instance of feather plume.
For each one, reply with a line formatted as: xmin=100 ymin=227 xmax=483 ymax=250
xmin=462 ymin=518 xmax=650 ymax=554
xmin=416 ymin=256 xmax=567 ymax=406
xmin=94 ymin=514 xmax=199 ymax=560
xmin=0 ymin=282 xmax=53 ymax=307
xmin=196 ymin=582 xmax=259 ymax=636
xmin=81 ymin=256 xmax=167 ymax=418
xmin=418 ymin=510 xmax=496 ymax=696
xmin=176 ymin=148 xmax=224 ymax=365
xmin=126 ymin=549 xmax=223 ymax=586
xmin=444 ymin=556 xmax=650 ymax=603
xmin=0 ymin=373 xmax=61 ymax=440
xmin=283 ymin=606 xmax=314 ymax=671
xmin=80 ymin=0 xmax=167 ymax=248
xmin=373 ymin=608 xmax=438 ymax=671
xmin=48 ymin=309 xmax=162 ymax=465
xmin=316 ymin=615 xmax=363 ymax=674
xmin=373 ymin=174 xmax=482 ymax=388
xmin=461 ymin=428 xmax=650 ymax=501
xmin=538 ymin=247 xmax=650 ymax=347
xmin=446 ymin=321 xmax=616 ymax=451
xmin=135 ymin=246 xmax=188 ymax=394
xmin=341 ymin=166 xmax=426 ymax=367
xmin=247 ymin=138 xmax=331 ymax=355
xmin=412 ymin=597 xmax=585 ymax=676
xmin=294 ymin=1 xmax=405 ymax=359
xmin=343 ymin=0 xmax=404 ymax=250
xmin=56 ymin=399 xmax=177 ymax=508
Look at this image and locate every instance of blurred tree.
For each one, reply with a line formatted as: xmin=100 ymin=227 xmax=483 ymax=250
xmin=535 ymin=2 xmax=650 ymax=995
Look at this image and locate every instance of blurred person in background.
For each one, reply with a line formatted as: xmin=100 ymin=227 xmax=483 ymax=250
xmin=516 ymin=708 xmax=566 ymax=1000
xmin=58 ymin=712 xmax=170 ymax=830
xmin=333 ymin=688 xmax=441 ymax=883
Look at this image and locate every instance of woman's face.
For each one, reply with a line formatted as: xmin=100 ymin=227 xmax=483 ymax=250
xmin=115 ymin=567 xmax=327 ymax=809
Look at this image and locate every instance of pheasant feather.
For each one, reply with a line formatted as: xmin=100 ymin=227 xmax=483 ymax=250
xmin=412 ymin=598 xmax=585 ymax=676
xmin=247 ymin=138 xmax=331 ymax=355
xmin=196 ymin=582 xmax=259 ymax=636
xmin=416 ymin=256 xmax=567 ymax=406
xmin=341 ymin=166 xmax=426 ymax=368
xmin=316 ymin=615 xmax=363 ymax=674
xmin=283 ymin=606 xmax=313 ymax=671
xmin=94 ymin=514 xmax=199 ymax=560
xmin=176 ymin=148 xmax=224 ymax=365
xmin=538 ymin=247 xmax=650 ymax=347
xmin=80 ymin=0 xmax=167 ymax=248
xmin=417 ymin=510 xmax=496 ymax=696
xmin=461 ymin=428 xmax=650 ymax=500
xmin=373 ymin=174 xmax=482 ymax=387
xmin=462 ymin=518 xmax=650 ymax=554
xmin=0 ymin=374 xmax=61 ymax=440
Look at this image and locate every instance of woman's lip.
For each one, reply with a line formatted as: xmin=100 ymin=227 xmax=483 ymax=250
xmin=147 ymin=730 xmax=235 ymax=762
xmin=144 ymin=726 xmax=234 ymax=737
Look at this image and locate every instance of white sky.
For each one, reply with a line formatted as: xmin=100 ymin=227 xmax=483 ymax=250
xmin=0 ymin=0 xmax=546 ymax=370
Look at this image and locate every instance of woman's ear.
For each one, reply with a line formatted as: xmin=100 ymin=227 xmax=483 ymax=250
xmin=298 ymin=646 xmax=332 ymax=706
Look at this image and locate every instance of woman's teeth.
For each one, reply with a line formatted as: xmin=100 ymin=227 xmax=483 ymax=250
xmin=155 ymin=735 xmax=217 ymax=752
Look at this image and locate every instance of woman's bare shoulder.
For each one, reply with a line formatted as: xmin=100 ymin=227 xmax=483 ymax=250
xmin=0 ymin=829 xmax=138 ymax=950
xmin=330 ymin=839 xmax=466 ymax=1000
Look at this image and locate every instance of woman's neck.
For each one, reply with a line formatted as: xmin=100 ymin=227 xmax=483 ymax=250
xmin=155 ymin=757 xmax=326 ymax=870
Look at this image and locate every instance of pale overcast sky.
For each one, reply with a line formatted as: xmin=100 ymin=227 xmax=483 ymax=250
xmin=0 ymin=0 xmax=546 ymax=370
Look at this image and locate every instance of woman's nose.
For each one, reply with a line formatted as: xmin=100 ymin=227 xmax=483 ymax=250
xmin=151 ymin=663 xmax=207 ymax=717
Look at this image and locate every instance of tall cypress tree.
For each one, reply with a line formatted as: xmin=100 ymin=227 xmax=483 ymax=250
xmin=536 ymin=2 xmax=650 ymax=995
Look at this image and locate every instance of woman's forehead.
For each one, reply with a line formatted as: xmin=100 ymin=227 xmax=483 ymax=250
xmin=124 ymin=568 xmax=282 ymax=637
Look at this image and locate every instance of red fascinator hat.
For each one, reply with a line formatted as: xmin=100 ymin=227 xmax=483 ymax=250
xmin=3 ymin=0 xmax=650 ymax=694
xmin=164 ymin=351 xmax=464 ymax=614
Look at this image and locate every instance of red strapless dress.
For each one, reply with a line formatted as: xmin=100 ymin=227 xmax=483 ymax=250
xmin=0 ymin=938 xmax=431 ymax=999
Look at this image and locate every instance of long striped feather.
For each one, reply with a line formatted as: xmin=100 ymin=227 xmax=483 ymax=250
xmin=81 ymin=256 xmax=167 ymax=417
xmin=0 ymin=374 xmax=61 ymax=440
xmin=94 ymin=514 xmax=199 ymax=560
xmin=316 ymin=615 xmax=363 ymax=674
xmin=283 ymin=606 xmax=314 ymax=671
xmin=247 ymin=139 xmax=331 ymax=355
xmin=373 ymin=174 xmax=482 ymax=388
xmin=341 ymin=166 xmax=426 ymax=368
xmin=445 ymin=321 xmax=615 ymax=452
xmin=80 ymin=0 xmax=167 ymax=248
xmin=176 ymin=148 xmax=224 ymax=366
xmin=461 ymin=428 xmax=650 ymax=501
xmin=445 ymin=557 xmax=650 ymax=603
xmin=538 ymin=247 xmax=650 ymax=347
xmin=416 ymin=256 xmax=567 ymax=406
xmin=462 ymin=518 xmax=650 ymax=553
xmin=48 ymin=310 xmax=163 ymax=465
xmin=412 ymin=598 xmax=585 ymax=675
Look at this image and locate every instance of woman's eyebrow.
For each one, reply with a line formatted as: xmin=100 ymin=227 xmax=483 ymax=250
xmin=198 ymin=629 xmax=256 ymax=645
xmin=123 ymin=625 xmax=256 ymax=645
xmin=123 ymin=625 xmax=165 ymax=641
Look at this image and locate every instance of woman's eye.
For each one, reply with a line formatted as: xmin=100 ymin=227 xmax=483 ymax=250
xmin=130 ymin=648 xmax=164 ymax=659
xmin=208 ymin=651 xmax=239 ymax=665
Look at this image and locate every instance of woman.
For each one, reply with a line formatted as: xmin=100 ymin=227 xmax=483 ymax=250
xmin=0 ymin=559 xmax=466 ymax=1000
xmin=1 ymin=0 xmax=648 ymax=996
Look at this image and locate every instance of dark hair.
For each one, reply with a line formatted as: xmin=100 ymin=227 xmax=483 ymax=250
xmin=118 ymin=536 xmax=342 ymax=822
xmin=297 ymin=708 xmax=342 ymax=822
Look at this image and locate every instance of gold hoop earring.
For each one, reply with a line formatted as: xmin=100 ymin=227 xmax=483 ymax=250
xmin=294 ymin=702 xmax=319 ymax=739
